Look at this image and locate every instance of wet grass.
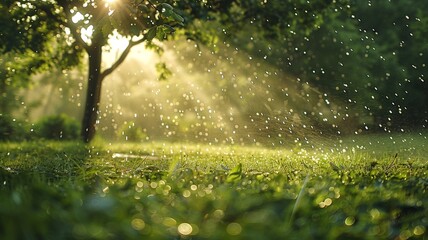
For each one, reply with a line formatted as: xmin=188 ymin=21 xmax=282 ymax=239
xmin=0 ymin=133 xmax=427 ymax=239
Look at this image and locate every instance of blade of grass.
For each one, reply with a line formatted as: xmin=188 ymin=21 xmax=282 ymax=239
xmin=289 ymin=174 xmax=310 ymax=226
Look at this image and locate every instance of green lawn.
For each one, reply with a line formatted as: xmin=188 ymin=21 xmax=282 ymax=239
xmin=0 ymin=132 xmax=427 ymax=239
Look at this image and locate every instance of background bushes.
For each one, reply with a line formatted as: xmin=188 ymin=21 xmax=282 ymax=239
xmin=35 ymin=114 xmax=80 ymax=140
xmin=0 ymin=114 xmax=80 ymax=141
xmin=0 ymin=115 xmax=28 ymax=141
xmin=116 ymin=121 xmax=146 ymax=142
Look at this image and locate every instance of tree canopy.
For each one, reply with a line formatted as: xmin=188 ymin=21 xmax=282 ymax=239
xmin=10 ymin=1 xmax=427 ymax=140
xmin=1 ymin=0 xmax=344 ymax=142
xmin=237 ymin=0 xmax=428 ymax=131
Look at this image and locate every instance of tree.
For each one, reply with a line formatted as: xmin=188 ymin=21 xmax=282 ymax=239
xmin=239 ymin=0 xmax=428 ymax=131
xmin=0 ymin=52 xmax=35 ymax=115
xmin=1 ymin=0 xmax=186 ymax=142
xmin=352 ymin=0 xmax=428 ymax=127
xmin=0 ymin=0 xmax=345 ymax=142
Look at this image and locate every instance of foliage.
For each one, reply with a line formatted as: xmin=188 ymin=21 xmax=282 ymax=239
xmin=155 ymin=62 xmax=173 ymax=81
xmin=244 ymin=0 xmax=428 ymax=130
xmin=0 ymin=0 xmax=346 ymax=142
xmin=0 ymin=115 xmax=28 ymax=141
xmin=116 ymin=121 xmax=146 ymax=142
xmin=353 ymin=0 xmax=428 ymax=126
xmin=0 ymin=0 xmax=188 ymax=142
xmin=0 ymin=134 xmax=427 ymax=239
xmin=0 ymin=52 xmax=42 ymax=115
xmin=34 ymin=114 xmax=80 ymax=140
xmin=0 ymin=1 xmax=82 ymax=70
xmin=226 ymin=162 xmax=242 ymax=183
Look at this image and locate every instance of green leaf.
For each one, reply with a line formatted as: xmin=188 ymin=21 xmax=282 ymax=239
xmin=129 ymin=24 xmax=141 ymax=36
xmin=171 ymin=12 xmax=184 ymax=24
xmin=158 ymin=3 xmax=173 ymax=11
xmin=155 ymin=62 xmax=172 ymax=81
xmin=329 ymin=162 xmax=342 ymax=173
xmin=145 ymin=27 xmax=157 ymax=41
xmin=155 ymin=26 xmax=174 ymax=40
xmin=226 ymin=163 xmax=242 ymax=183
xmin=158 ymin=3 xmax=184 ymax=25
xmin=159 ymin=3 xmax=174 ymax=18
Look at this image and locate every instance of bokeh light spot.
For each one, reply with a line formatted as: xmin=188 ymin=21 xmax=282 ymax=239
xmin=226 ymin=222 xmax=242 ymax=235
xmin=345 ymin=217 xmax=355 ymax=226
xmin=163 ymin=217 xmax=177 ymax=227
xmin=182 ymin=190 xmax=191 ymax=198
xmin=131 ymin=218 xmax=145 ymax=231
xmin=413 ymin=225 xmax=425 ymax=236
xmin=178 ymin=223 xmax=193 ymax=235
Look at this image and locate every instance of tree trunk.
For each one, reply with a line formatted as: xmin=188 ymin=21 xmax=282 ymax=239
xmin=81 ymin=41 xmax=103 ymax=143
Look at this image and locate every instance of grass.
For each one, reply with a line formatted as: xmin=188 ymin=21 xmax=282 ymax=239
xmin=0 ymin=132 xmax=427 ymax=239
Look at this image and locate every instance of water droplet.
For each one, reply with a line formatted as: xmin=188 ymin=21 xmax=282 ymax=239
xmin=345 ymin=217 xmax=355 ymax=226
xmin=178 ymin=223 xmax=193 ymax=235
xmin=226 ymin=223 xmax=242 ymax=236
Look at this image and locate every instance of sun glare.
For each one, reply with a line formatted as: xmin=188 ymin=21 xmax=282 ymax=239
xmin=104 ymin=31 xmax=131 ymax=65
xmin=104 ymin=0 xmax=118 ymax=8
xmin=108 ymin=31 xmax=129 ymax=52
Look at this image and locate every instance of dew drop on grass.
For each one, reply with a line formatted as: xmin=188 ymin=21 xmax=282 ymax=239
xmin=413 ymin=226 xmax=426 ymax=236
xmin=162 ymin=217 xmax=177 ymax=227
xmin=370 ymin=208 xmax=381 ymax=220
xmin=345 ymin=217 xmax=355 ymax=226
xmin=226 ymin=223 xmax=242 ymax=236
xmin=150 ymin=182 xmax=157 ymax=189
xmin=177 ymin=223 xmax=193 ymax=235
xmin=131 ymin=218 xmax=145 ymax=231
xmin=182 ymin=190 xmax=191 ymax=198
xmin=212 ymin=209 xmax=224 ymax=219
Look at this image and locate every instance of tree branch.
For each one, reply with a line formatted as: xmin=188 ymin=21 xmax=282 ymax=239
xmin=100 ymin=36 xmax=147 ymax=80
xmin=59 ymin=3 xmax=90 ymax=52
xmin=67 ymin=23 xmax=90 ymax=52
